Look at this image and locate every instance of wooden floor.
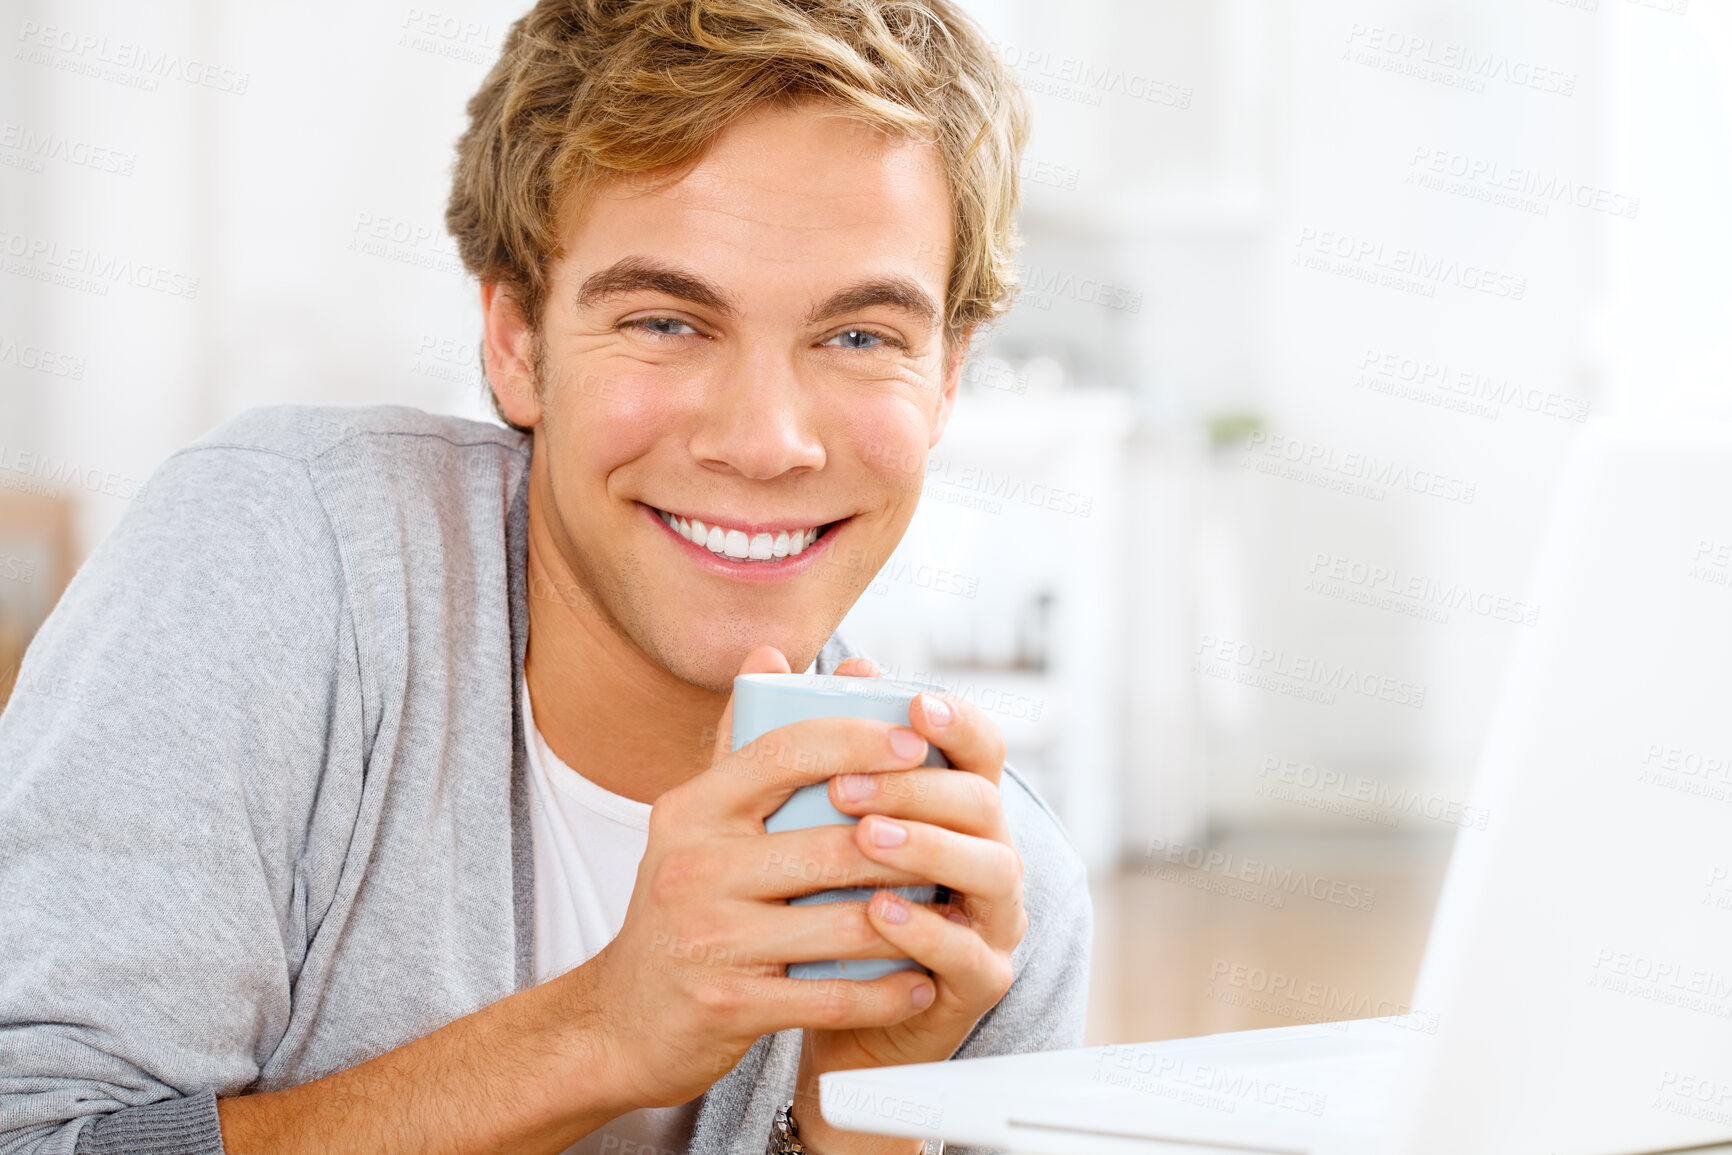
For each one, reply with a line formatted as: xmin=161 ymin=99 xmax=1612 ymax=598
xmin=1084 ymin=832 xmax=1455 ymax=1044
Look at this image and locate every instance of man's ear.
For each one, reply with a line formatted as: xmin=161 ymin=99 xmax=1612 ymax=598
xmin=481 ymin=281 xmax=542 ymax=429
xmin=929 ymin=326 xmax=976 ymax=448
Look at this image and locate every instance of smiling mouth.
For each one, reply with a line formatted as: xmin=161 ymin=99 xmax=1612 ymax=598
xmin=651 ymin=507 xmax=840 ymax=562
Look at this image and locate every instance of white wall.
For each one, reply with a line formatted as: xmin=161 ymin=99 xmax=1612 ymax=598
xmin=935 ymin=0 xmax=1691 ymax=853
xmin=5 ymin=0 xmax=521 ymax=554
xmin=1215 ymin=1 xmax=1604 ymax=832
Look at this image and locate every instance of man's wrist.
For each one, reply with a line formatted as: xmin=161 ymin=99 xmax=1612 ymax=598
xmin=536 ymin=960 xmax=642 ymax=1127
xmin=780 ymin=1094 xmax=933 ymax=1155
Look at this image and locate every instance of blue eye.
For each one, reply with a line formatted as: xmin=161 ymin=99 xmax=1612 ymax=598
xmin=634 ymin=317 xmax=698 ymax=337
xmin=825 ymin=329 xmax=886 ymax=349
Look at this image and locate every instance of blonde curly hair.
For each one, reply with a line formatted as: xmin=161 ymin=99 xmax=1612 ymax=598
xmin=446 ymin=0 xmax=1029 ymax=428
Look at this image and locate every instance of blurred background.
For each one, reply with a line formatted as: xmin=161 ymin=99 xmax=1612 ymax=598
xmin=3 ymin=0 xmax=1729 ymax=1047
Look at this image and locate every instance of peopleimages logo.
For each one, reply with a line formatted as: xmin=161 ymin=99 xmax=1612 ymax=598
xmin=0 ymin=335 xmax=85 ymax=380
xmin=0 ymin=122 xmax=136 ymax=176
xmin=1142 ymin=837 xmax=1378 ymax=911
xmin=1589 ymin=947 xmax=1732 ymax=1019
xmin=1687 ymin=538 xmax=1732 ymax=592
xmin=0 ymin=442 xmax=145 ymax=501
xmin=1342 ymin=23 xmax=1577 ymax=97
xmin=1093 ymin=1044 xmax=1329 ymax=1117
xmin=397 ymin=7 xmax=505 ymax=67
xmin=1256 ymin=755 xmax=1491 ymax=831
xmin=1194 ymin=633 xmax=1428 ymax=709
xmin=823 ymin=1081 xmax=944 ymax=1132
xmin=13 ymin=20 xmax=251 ymax=95
xmin=1637 ymin=740 xmax=1732 ymax=805
xmin=1206 ymin=959 xmax=1441 ymax=1034
xmin=1654 ymin=1069 xmax=1732 ymax=1130
xmin=1241 ymin=430 xmax=1477 ymax=506
xmin=348 ymin=211 xmax=465 ymax=278
xmin=1014 ymin=260 xmax=1143 ymax=314
xmin=0 ymin=227 xmax=200 ymax=299
xmin=1293 ymin=227 xmax=1527 ymax=301
xmin=1306 ymin=550 xmax=1541 ymax=628
xmin=998 ymin=43 xmax=1192 ymax=109
xmin=1407 ymin=146 xmax=1640 ymax=220
xmin=1354 ymin=347 xmax=1590 ymax=424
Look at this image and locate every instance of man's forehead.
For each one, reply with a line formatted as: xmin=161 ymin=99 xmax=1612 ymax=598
xmin=593 ymin=168 xmax=946 ymax=246
xmin=559 ymin=107 xmax=952 ymax=279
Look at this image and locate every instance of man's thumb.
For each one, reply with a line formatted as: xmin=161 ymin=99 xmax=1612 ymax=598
xmin=710 ymin=645 xmax=792 ymax=764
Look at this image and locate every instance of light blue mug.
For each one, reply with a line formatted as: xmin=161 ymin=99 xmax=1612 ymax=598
xmin=731 ymin=673 xmax=949 ymax=981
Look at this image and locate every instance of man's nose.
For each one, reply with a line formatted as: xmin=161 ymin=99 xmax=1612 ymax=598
xmin=687 ymin=345 xmax=826 ymax=480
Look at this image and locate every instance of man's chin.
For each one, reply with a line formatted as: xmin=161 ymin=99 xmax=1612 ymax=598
xmin=638 ymin=624 xmax=830 ymax=696
xmin=608 ymin=567 xmax=861 ymax=693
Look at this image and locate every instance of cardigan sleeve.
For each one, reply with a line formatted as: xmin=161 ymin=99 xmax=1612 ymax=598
xmin=0 ymin=442 xmax=360 ymax=1155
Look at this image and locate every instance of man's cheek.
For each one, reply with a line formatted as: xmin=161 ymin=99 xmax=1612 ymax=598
xmin=854 ymin=407 xmax=936 ymax=495
xmin=549 ymin=374 xmax=682 ymax=464
xmin=861 ymin=446 xmax=926 ymax=499
xmin=546 ymin=358 xmax=661 ymax=421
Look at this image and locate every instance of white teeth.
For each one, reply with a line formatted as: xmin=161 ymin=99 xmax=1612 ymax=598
xmin=657 ymin=508 xmax=828 ymax=561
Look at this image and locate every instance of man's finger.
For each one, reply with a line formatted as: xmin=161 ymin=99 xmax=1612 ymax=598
xmin=854 ymin=817 xmax=1023 ymax=926
xmin=865 ymin=889 xmax=1014 ymax=1012
xmin=699 ymin=716 xmax=932 ymax=820
xmin=710 ymin=645 xmax=793 ymax=766
xmin=723 ymin=897 xmax=920 ymax=964
xmin=651 ymin=963 xmax=933 ymax=1034
xmin=832 ymin=656 xmax=881 ymax=678
xmin=827 ymin=767 xmax=1010 ymax=841
xmin=851 ymin=815 xmax=1028 ymax=953
xmin=906 ymin=691 xmax=1005 ymax=787
xmin=749 ymin=824 xmax=931 ymax=899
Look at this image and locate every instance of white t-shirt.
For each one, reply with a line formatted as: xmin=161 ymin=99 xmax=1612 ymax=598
xmin=524 ymin=678 xmax=702 ymax=1155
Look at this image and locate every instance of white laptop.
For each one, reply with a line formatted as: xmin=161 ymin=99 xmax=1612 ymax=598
xmin=820 ymin=420 xmax=1732 ymax=1155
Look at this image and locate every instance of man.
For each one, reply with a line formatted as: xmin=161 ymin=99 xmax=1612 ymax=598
xmin=0 ymin=1 xmax=1091 ymax=1153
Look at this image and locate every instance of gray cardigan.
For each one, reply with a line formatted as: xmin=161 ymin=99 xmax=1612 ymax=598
xmin=0 ymin=405 xmax=1092 ymax=1155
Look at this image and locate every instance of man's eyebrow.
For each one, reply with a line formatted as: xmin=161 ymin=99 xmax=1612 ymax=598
xmin=573 ymin=259 xmax=941 ymax=330
xmin=804 ymin=277 xmax=941 ymax=329
xmin=573 ymin=257 xmax=739 ymax=315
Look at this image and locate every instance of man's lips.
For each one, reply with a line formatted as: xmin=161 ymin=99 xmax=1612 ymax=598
xmin=652 ymin=505 xmax=833 ymax=539
xmin=640 ymin=502 xmax=847 ymax=578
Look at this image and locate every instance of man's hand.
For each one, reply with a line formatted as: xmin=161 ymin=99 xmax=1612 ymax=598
xmin=574 ymin=646 xmax=958 ymax=1115
xmin=215 ymin=647 xmax=1024 ymax=1155
xmin=790 ymin=656 xmax=1028 ymax=1155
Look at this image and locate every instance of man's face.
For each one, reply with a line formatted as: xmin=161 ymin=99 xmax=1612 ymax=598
xmin=492 ymin=102 xmax=965 ymax=692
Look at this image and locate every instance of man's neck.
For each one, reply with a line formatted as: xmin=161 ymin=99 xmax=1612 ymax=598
xmin=519 ymin=487 xmax=726 ymax=806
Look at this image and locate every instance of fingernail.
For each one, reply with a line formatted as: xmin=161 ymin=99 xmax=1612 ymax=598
xmin=911 ymin=983 xmax=935 ymax=1009
xmin=889 ymin=727 xmax=926 ymax=761
xmin=919 ymin=694 xmax=952 ymax=727
xmin=879 ymin=892 xmax=910 ymax=924
xmin=838 ymin=773 xmax=873 ymax=802
xmin=870 ymin=817 xmax=908 ymax=848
